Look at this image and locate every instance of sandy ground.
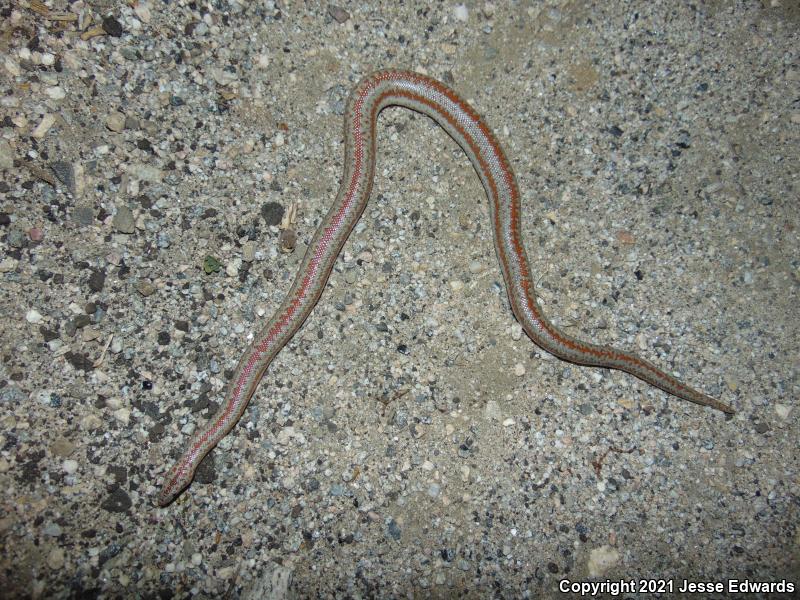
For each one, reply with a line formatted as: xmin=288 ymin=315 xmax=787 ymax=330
xmin=0 ymin=1 xmax=798 ymax=598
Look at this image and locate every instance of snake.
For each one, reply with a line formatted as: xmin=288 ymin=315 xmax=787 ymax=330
xmin=157 ymin=70 xmax=733 ymax=507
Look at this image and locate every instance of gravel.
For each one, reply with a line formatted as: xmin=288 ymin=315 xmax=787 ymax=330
xmin=0 ymin=1 xmax=797 ymax=598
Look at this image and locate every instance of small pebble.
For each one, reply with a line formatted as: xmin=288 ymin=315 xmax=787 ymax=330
xmin=774 ymin=404 xmax=791 ymax=419
xmin=588 ymin=545 xmax=620 ymax=577
xmin=105 ymin=112 xmax=126 ymax=132
xmin=0 ymin=140 xmax=13 ymax=169
xmin=136 ymin=280 xmax=157 ymax=297
xmin=134 ymin=2 xmax=152 ymax=23
xmin=102 ymin=16 xmax=124 ymax=37
xmin=112 ymin=206 xmax=135 ymax=234
xmin=454 ymin=4 xmax=469 ymax=21
xmin=47 ymin=548 xmax=65 ymax=570
xmin=242 ymin=241 xmax=256 ymax=262
xmin=113 ymin=408 xmax=131 ymax=425
xmin=32 ymin=114 xmax=56 ymax=139
xmin=45 ymin=86 xmax=66 ymax=100
xmin=328 ymin=5 xmax=350 ymax=23
xmin=72 ymin=204 xmax=94 ymax=225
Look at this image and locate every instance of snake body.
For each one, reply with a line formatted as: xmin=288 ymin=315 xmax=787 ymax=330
xmin=157 ymin=70 xmax=733 ymax=507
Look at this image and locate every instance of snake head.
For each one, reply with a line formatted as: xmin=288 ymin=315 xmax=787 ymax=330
xmin=156 ymin=458 xmax=195 ymax=507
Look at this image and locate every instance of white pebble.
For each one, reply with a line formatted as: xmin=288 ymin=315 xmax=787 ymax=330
xmin=4 ymin=57 xmax=21 ymax=77
xmin=513 ymin=363 xmax=525 ymax=376
xmin=105 ymin=111 xmax=126 ymax=132
xmin=47 ymin=548 xmax=65 ymax=570
xmin=31 ymin=113 xmax=56 ymax=139
xmin=191 ymin=553 xmax=202 ymax=566
xmin=502 ymin=417 xmax=515 ymax=427
xmin=62 ymin=459 xmax=79 ymax=474
xmin=134 ymin=1 xmax=152 ymax=23
xmin=226 ymin=257 xmax=242 ymax=277
xmin=484 ymin=399 xmax=501 ymax=421
xmin=588 ymin=545 xmax=620 ymax=577
xmin=0 ymin=258 xmax=18 ymax=272
xmin=45 ymin=86 xmax=66 ymax=100
xmin=453 ymin=4 xmax=469 ymax=21
xmin=113 ymin=408 xmax=131 ymax=425
xmin=26 ymin=309 xmax=43 ymax=323
xmin=34 ymin=389 xmax=54 ymax=404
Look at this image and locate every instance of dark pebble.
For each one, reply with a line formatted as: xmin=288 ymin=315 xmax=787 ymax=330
xmin=387 ymin=518 xmax=401 ymax=540
xmin=49 ymin=161 xmax=75 ymax=194
xmin=195 ymin=452 xmax=217 ymax=484
xmin=148 ymin=422 xmax=165 ymax=442
xmin=261 ymin=201 xmax=284 ymax=226
xmin=88 ymin=269 xmax=106 ymax=292
xmin=65 ymin=351 xmax=93 ymax=371
xmin=66 ymin=314 xmax=91 ymax=336
xmin=39 ymin=326 xmax=59 ymax=342
xmin=100 ymin=488 xmax=132 ymax=513
xmin=102 ymin=16 xmax=124 ymax=37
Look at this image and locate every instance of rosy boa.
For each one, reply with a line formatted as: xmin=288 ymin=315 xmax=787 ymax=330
xmin=157 ymin=70 xmax=733 ymax=506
